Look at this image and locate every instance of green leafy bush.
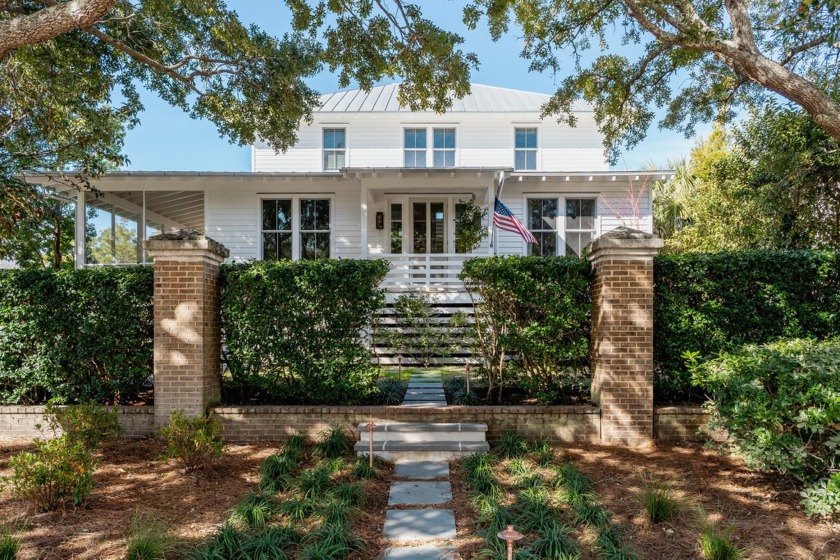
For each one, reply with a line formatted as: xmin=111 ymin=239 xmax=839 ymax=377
xmin=460 ymin=256 xmax=591 ymax=404
xmin=6 ymin=435 xmax=96 ymax=511
xmin=692 ymin=337 xmax=840 ymax=515
xmin=220 ymin=259 xmax=388 ymax=405
xmin=43 ymin=402 xmax=121 ymax=451
xmin=160 ymin=411 xmax=224 ymax=473
xmin=373 ymin=378 xmax=407 ymax=405
xmin=0 ymin=267 xmax=153 ymax=404
xmin=655 ymin=251 xmax=840 ymax=403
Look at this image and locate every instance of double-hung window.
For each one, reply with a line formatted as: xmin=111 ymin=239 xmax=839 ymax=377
xmin=564 ymin=198 xmax=596 ymax=257
xmin=262 ymin=199 xmax=293 ymax=260
xmin=527 ymin=198 xmax=558 ymax=256
xmin=404 ymin=128 xmax=427 ymax=167
xmin=433 ymin=128 xmax=456 ymax=167
xmin=525 ymin=197 xmax=596 ymax=257
xmin=261 ymin=198 xmax=331 ymax=260
xmin=323 ymin=128 xmax=346 ymax=171
xmin=514 ymin=128 xmax=538 ymax=170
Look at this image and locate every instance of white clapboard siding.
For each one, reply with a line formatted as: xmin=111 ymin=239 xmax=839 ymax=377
xmin=495 ymin=177 xmax=653 ymax=256
xmin=253 ymin=111 xmax=607 ymax=173
xmin=205 ymin=180 xmax=363 ymax=262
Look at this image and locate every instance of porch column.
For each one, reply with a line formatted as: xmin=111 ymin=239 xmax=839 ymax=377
xmin=145 ymin=230 xmax=229 ymax=428
xmin=360 ymin=183 xmax=369 ymax=258
xmin=587 ymin=227 xmax=663 ymax=445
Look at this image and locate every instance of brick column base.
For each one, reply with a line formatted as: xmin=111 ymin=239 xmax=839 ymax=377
xmin=146 ymin=231 xmax=229 ymax=428
xmin=587 ymin=227 xmax=663 ymax=445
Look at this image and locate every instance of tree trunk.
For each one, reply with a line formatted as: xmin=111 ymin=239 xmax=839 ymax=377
xmin=53 ymin=207 xmax=62 ymax=269
xmin=0 ymin=0 xmax=118 ymax=58
xmin=720 ymin=49 xmax=840 ymax=144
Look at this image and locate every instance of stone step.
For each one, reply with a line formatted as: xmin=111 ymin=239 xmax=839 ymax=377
xmin=358 ymin=423 xmax=487 ymax=443
xmin=384 ymin=509 xmax=457 ymax=543
xmin=388 ymin=481 xmax=452 ymax=506
xmin=355 ymin=440 xmax=489 ymax=462
xmin=395 ymin=460 xmax=450 ymax=479
xmin=400 ymin=401 xmax=447 ymax=407
xmin=403 ymin=394 xmax=447 ymax=402
xmin=381 ymin=546 xmax=458 ymax=560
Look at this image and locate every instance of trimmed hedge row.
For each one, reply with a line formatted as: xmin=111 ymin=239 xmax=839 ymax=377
xmin=220 ymin=259 xmax=390 ymax=405
xmin=654 ymin=251 xmax=840 ymax=403
xmin=460 ymin=256 xmax=591 ymax=404
xmin=0 ymin=267 xmax=153 ymax=404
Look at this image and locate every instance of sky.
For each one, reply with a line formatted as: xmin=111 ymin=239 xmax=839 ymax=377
xmin=120 ymin=0 xmax=712 ymax=172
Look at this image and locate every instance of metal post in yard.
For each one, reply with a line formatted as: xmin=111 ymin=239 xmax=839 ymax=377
xmin=398 ymin=355 xmax=402 ymax=381
xmin=367 ymin=419 xmax=375 ymax=468
xmin=466 ymin=362 xmax=471 ymax=394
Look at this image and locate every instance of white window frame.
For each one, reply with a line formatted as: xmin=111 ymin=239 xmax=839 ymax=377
xmin=513 ymin=126 xmax=540 ymax=171
xmin=259 ymin=195 xmax=335 ymax=260
xmin=524 ymin=194 xmax=560 ymax=257
xmin=322 ymin=127 xmax=347 ymax=171
xmin=562 ymin=196 xmax=598 ymax=257
xmin=403 ymin=127 xmax=427 ymax=168
xmin=432 ymin=127 xmax=457 ymax=168
xmin=521 ymin=194 xmax=599 ymax=256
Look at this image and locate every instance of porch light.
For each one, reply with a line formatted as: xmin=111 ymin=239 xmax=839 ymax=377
xmin=497 ymin=525 xmax=524 ymax=560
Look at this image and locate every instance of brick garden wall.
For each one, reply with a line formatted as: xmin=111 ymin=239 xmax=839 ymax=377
xmin=0 ymin=405 xmax=712 ymax=443
xmin=213 ymin=405 xmax=602 ymax=444
xmin=0 ymin=405 xmax=154 ymax=440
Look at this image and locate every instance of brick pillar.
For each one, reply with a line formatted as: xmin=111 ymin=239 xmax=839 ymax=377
xmin=145 ymin=231 xmax=229 ymax=428
xmin=587 ymin=227 xmax=663 ymax=445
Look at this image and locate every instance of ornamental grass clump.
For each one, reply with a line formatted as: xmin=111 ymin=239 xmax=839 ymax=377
xmin=314 ymin=426 xmax=352 ymax=459
xmin=229 ymin=493 xmax=277 ymax=530
xmin=0 ymin=527 xmax=20 ymax=560
xmin=698 ymin=523 xmax=743 ymax=560
xmin=160 ymin=411 xmax=224 ymax=473
xmin=124 ymin=511 xmax=170 ymax=560
xmin=640 ymin=480 xmax=680 ymax=524
xmin=496 ymin=430 xmax=529 ymax=459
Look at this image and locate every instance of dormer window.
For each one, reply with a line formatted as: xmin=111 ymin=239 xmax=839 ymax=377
xmin=404 ymin=128 xmax=427 ymax=167
xmin=515 ymin=127 xmax=538 ymax=170
xmin=323 ymin=128 xmax=346 ymax=171
xmin=433 ymin=128 xmax=456 ymax=168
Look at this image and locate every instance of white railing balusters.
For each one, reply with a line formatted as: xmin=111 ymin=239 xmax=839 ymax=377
xmin=371 ymin=252 xmax=476 ymax=292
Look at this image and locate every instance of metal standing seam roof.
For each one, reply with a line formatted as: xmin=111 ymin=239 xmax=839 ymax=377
xmin=316 ymin=83 xmax=591 ymax=113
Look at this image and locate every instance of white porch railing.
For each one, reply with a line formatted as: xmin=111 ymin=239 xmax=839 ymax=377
xmin=371 ymin=253 xmax=479 ymax=291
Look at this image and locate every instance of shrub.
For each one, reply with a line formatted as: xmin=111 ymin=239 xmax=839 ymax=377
xmin=160 ymin=411 xmax=224 ymax=473
xmin=655 ymin=251 xmax=840 ymax=403
xmin=460 ymin=256 xmax=591 ymax=404
xmin=43 ymin=402 xmax=121 ymax=451
xmin=0 ymin=267 xmax=153 ymax=404
xmin=125 ymin=511 xmax=170 ymax=560
xmin=692 ymin=338 xmax=840 ymax=515
xmin=220 ymin=259 xmax=388 ymax=405
xmin=6 ymin=435 xmax=96 ymax=511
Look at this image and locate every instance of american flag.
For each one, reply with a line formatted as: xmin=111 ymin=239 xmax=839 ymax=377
xmin=494 ymin=199 xmax=536 ymax=243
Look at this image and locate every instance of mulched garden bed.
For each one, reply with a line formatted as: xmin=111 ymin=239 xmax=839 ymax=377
xmin=0 ymin=437 xmax=394 ymax=559
xmin=450 ymin=441 xmax=840 ymax=559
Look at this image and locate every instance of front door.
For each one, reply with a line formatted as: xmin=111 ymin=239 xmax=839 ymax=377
xmin=411 ymin=201 xmax=446 ymax=254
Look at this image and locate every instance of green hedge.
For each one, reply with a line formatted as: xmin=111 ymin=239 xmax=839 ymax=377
xmin=654 ymin=251 xmax=840 ymax=403
xmin=460 ymin=256 xmax=591 ymax=404
xmin=692 ymin=338 xmax=840 ymax=516
xmin=220 ymin=259 xmax=389 ymax=405
xmin=0 ymin=267 xmax=153 ymax=404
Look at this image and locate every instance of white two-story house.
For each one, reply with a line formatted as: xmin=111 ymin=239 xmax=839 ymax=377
xmin=47 ymin=83 xmax=665 ymax=298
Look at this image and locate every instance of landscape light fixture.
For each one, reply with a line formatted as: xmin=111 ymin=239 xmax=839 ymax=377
xmin=497 ymin=525 xmax=524 ymax=560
